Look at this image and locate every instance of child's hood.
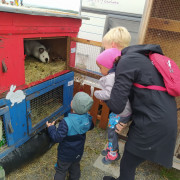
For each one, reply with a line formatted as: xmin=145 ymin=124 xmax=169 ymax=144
xmin=64 ymin=113 xmax=92 ymax=134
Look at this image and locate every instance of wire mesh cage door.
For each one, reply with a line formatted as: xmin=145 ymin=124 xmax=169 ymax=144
xmin=26 ymin=84 xmax=63 ymax=134
xmin=0 ymin=106 xmax=13 ymax=149
xmin=68 ymin=37 xmax=102 ymax=80
xmin=138 ymin=0 xmax=180 ymax=166
xmin=30 ymin=86 xmax=63 ymax=127
xmin=0 ymin=115 xmax=7 ymax=151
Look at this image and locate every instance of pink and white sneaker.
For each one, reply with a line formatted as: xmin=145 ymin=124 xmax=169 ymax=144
xmin=101 ymin=146 xmax=111 ymax=156
xmin=102 ymin=151 xmax=120 ymax=165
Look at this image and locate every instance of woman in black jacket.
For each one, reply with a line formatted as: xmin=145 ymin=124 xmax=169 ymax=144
xmin=103 ymin=44 xmax=177 ymax=180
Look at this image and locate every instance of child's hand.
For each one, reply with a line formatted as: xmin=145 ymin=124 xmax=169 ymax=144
xmin=99 ymin=100 xmax=105 ymax=104
xmin=115 ymin=123 xmax=127 ymax=134
xmin=46 ymin=121 xmax=55 ymax=128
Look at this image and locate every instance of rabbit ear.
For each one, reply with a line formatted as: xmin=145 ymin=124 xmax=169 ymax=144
xmin=39 ymin=48 xmax=44 ymax=54
xmin=10 ymin=85 xmax=16 ymax=92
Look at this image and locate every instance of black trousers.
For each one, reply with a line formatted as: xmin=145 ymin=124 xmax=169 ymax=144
xmin=118 ymin=149 xmax=145 ymax=180
xmin=54 ymin=160 xmax=80 ymax=180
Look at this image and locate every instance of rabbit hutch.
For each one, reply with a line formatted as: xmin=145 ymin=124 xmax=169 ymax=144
xmin=0 ymin=2 xmax=96 ymax=173
xmin=138 ymin=0 xmax=180 ymax=169
xmin=1 ymin=0 xmax=179 ymax=175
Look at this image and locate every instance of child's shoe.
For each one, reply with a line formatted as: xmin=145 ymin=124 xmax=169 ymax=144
xmin=101 ymin=146 xmax=111 ymax=156
xmin=102 ymin=151 xmax=120 ymax=165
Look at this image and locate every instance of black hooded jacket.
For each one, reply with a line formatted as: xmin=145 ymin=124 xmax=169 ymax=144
xmin=106 ymin=44 xmax=177 ymax=168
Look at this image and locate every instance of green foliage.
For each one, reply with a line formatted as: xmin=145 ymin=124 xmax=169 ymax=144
xmin=160 ymin=167 xmax=180 ymax=180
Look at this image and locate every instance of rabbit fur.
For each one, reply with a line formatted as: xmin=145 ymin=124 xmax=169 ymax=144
xmin=24 ymin=40 xmax=50 ymax=63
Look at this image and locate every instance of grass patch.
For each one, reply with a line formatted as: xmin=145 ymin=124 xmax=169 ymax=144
xmin=160 ymin=167 xmax=180 ymax=180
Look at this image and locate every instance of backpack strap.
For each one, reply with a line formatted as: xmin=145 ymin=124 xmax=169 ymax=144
xmin=133 ymin=83 xmax=167 ymax=92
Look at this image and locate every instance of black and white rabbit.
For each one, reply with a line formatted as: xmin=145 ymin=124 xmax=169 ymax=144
xmin=24 ymin=40 xmax=50 ymax=63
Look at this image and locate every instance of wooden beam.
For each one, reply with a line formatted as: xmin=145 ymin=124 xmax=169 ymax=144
xmin=66 ymin=36 xmax=71 ymax=70
xmin=90 ymin=88 xmax=101 ymax=126
xmin=148 ymin=17 xmax=180 ymax=33
xmin=138 ymin=0 xmax=154 ymax=44
xmin=173 ymin=156 xmax=180 ymax=170
xmin=69 ymin=66 xmax=102 ymax=79
xmin=71 ymin=37 xmax=102 ymax=47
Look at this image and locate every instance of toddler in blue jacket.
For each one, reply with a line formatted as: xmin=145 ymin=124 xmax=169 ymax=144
xmin=46 ymin=92 xmax=94 ymax=180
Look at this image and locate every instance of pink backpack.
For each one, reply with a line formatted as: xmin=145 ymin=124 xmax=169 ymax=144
xmin=134 ymin=53 xmax=180 ymax=97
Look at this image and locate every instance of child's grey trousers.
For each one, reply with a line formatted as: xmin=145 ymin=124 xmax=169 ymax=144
xmin=54 ymin=160 xmax=80 ymax=180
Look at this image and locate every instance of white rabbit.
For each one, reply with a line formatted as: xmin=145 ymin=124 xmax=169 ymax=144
xmin=24 ymin=40 xmax=50 ymax=63
xmin=6 ymin=85 xmax=26 ymax=106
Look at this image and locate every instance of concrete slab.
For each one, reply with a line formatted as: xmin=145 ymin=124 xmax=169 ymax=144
xmin=93 ymin=140 xmax=125 ymax=178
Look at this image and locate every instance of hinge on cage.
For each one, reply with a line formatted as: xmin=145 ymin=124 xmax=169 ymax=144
xmin=2 ymin=60 xmax=7 ymax=73
xmin=8 ymin=121 xmax=14 ymax=134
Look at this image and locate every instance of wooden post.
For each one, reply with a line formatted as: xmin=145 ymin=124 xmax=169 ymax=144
xmin=138 ymin=0 xmax=154 ymax=44
xmin=89 ymin=95 xmax=100 ymax=126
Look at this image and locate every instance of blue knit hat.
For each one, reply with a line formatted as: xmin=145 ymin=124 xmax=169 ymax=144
xmin=72 ymin=92 xmax=94 ymax=114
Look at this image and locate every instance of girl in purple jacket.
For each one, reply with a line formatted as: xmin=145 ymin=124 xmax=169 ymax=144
xmin=94 ymin=48 xmax=132 ymax=165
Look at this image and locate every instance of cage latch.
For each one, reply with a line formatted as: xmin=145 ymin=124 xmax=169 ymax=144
xmin=2 ymin=60 xmax=7 ymax=73
xmin=8 ymin=121 xmax=14 ymax=134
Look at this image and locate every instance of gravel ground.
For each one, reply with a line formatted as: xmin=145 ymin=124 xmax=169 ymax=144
xmin=6 ymin=127 xmax=179 ymax=180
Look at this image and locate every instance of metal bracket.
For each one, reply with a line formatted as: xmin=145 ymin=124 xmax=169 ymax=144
xmin=8 ymin=121 xmax=14 ymax=134
xmin=2 ymin=60 xmax=7 ymax=73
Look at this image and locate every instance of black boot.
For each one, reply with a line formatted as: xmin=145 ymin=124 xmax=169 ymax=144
xmin=103 ymin=176 xmax=116 ymax=180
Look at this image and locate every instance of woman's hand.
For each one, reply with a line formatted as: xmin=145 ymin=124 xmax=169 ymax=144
xmin=115 ymin=123 xmax=127 ymax=134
